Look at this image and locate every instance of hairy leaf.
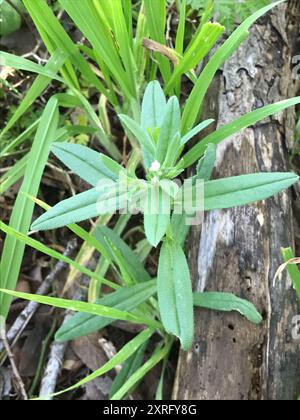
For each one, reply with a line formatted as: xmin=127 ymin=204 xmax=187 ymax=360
xmin=193 ymin=292 xmax=262 ymax=324
xmin=55 ymin=280 xmax=157 ymax=342
xmin=157 ymin=240 xmax=194 ymax=350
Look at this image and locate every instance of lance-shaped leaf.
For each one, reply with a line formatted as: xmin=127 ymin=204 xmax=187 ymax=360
xmin=119 ymin=114 xmax=156 ymax=162
xmin=156 ymin=96 xmax=181 ymax=164
xmin=31 ymin=181 xmax=128 ymax=231
xmin=55 ymin=280 xmax=157 ymax=342
xmin=141 ymin=81 xmax=167 ymax=129
xmin=193 ymin=292 xmax=262 ymax=324
xmin=203 ymin=172 xmax=299 ymax=211
xmin=144 ymin=184 xmax=171 ymax=247
xmin=169 ymin=144 xmax=217 ymax=246
xmin=195 ymin=143 xmax=217 ymax=181
xmin=157 ymin=240 xmax=194 ymax=351
xmin=162 ymin=133 xmax=182 ymax=169
xmin=51 ymin=143 xmax=125 ymax=186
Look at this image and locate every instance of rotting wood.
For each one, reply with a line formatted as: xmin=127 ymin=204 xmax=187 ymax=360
xmin=173 ymin=1 xmax=300 ymax=400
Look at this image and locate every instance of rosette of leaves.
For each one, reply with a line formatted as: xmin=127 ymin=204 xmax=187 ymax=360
xmin=31 ymin=81 xmax=299 ymax=350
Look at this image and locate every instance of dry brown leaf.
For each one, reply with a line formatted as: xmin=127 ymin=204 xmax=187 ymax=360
xmin=142 ymin=38 xmax=179 ymax=65
xmin=71 ymin=333 xmax=108 ymax=372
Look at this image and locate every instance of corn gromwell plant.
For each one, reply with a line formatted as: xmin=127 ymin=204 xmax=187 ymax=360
xmin=1 ymin=0 xmax=300 ymax=400
xmin=17 ymin=76 xmax=299 ymax=352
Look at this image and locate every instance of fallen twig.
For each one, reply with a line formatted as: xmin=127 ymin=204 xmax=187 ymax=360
xmin=0 ymin=321 xmax=27 ymax=400
xmin=39 ymin=284 xmax=88 ymax=399
xmin=38 ymin=314 xmax=72 ymax=400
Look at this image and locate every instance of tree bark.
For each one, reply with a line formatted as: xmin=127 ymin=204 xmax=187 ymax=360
xmin=173 ymin=1 xmax=300 ymax=400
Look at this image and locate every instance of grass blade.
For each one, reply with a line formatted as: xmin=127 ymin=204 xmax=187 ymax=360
xmin=23 ymin=0 xmax=111 ymax=99
xmin=181 ymin=119 xmax=214 ymax=145
xmin=0 ymin=289 xmax=160 ymax=329
xmin=109 ymin=340 xmax=148 ymax=399
xmin=39 ymin=328 xmax=155 ymax=399
xmin=0 ymin=126 xmax=96 ymax=195
xmin=0 ymin=221 xmax=119 ymax=291
xmin=0 ymin=50 xmax=65 ymax=140
xmin=175 ymin=0 xmax=187 ymax=56
xmin=94 ymin=226 xmax=151 ymax=283
xmin=0 ymin=51 xmax=64 ymax=81
xmin=55 ymin=280 xmax=157 ymax=342
xmin=1 ymin=51 xmax=119 ymax=159
xmin=166 ymin=22 xmax=225 ymax=93
xmin=110 ymin=0 xmax=137 ymax=93
xmin=0 ymin=97 xmax=59 ymax=319
xmin=0 ymin=119 xmax=40 ymax=157
xmin=180 ymin=97 xmax=300 ymax=168
xmin=0 ymin=155 xmax=28 ymax=195
xmin=110 ymin=338 xmax=173 ymax=400
xmin=182 ymin=0 xmax=285 ymax=133
xmin=59 ymin=0 xmax=135 ymax=102
xmin=144 ymin=0 xmax=171 ymax=83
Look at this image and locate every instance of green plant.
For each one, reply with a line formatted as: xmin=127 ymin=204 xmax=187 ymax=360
xmin=0 ymin=0 xmax=227 ymax=324
xmin=1 ymin=0 xmax=300 ymax=400
xmin=187 ymin=0 xmax=272 ymax=31
xmin=22 ymin=79 xmax=299 ymax=351
xmin=0 ymin=0 xmax=25 ymax=36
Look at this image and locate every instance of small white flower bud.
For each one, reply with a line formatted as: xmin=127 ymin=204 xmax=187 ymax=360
xmin=149 ymin=160 xmax=161 ymax=172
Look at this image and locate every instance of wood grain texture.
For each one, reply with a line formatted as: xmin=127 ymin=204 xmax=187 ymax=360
xmin=173 ymin=1 xmax=300 ymax=400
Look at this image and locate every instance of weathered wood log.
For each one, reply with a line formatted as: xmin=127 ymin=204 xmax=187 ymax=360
xmin=173 ymin=1 xmax=300 ymax=400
